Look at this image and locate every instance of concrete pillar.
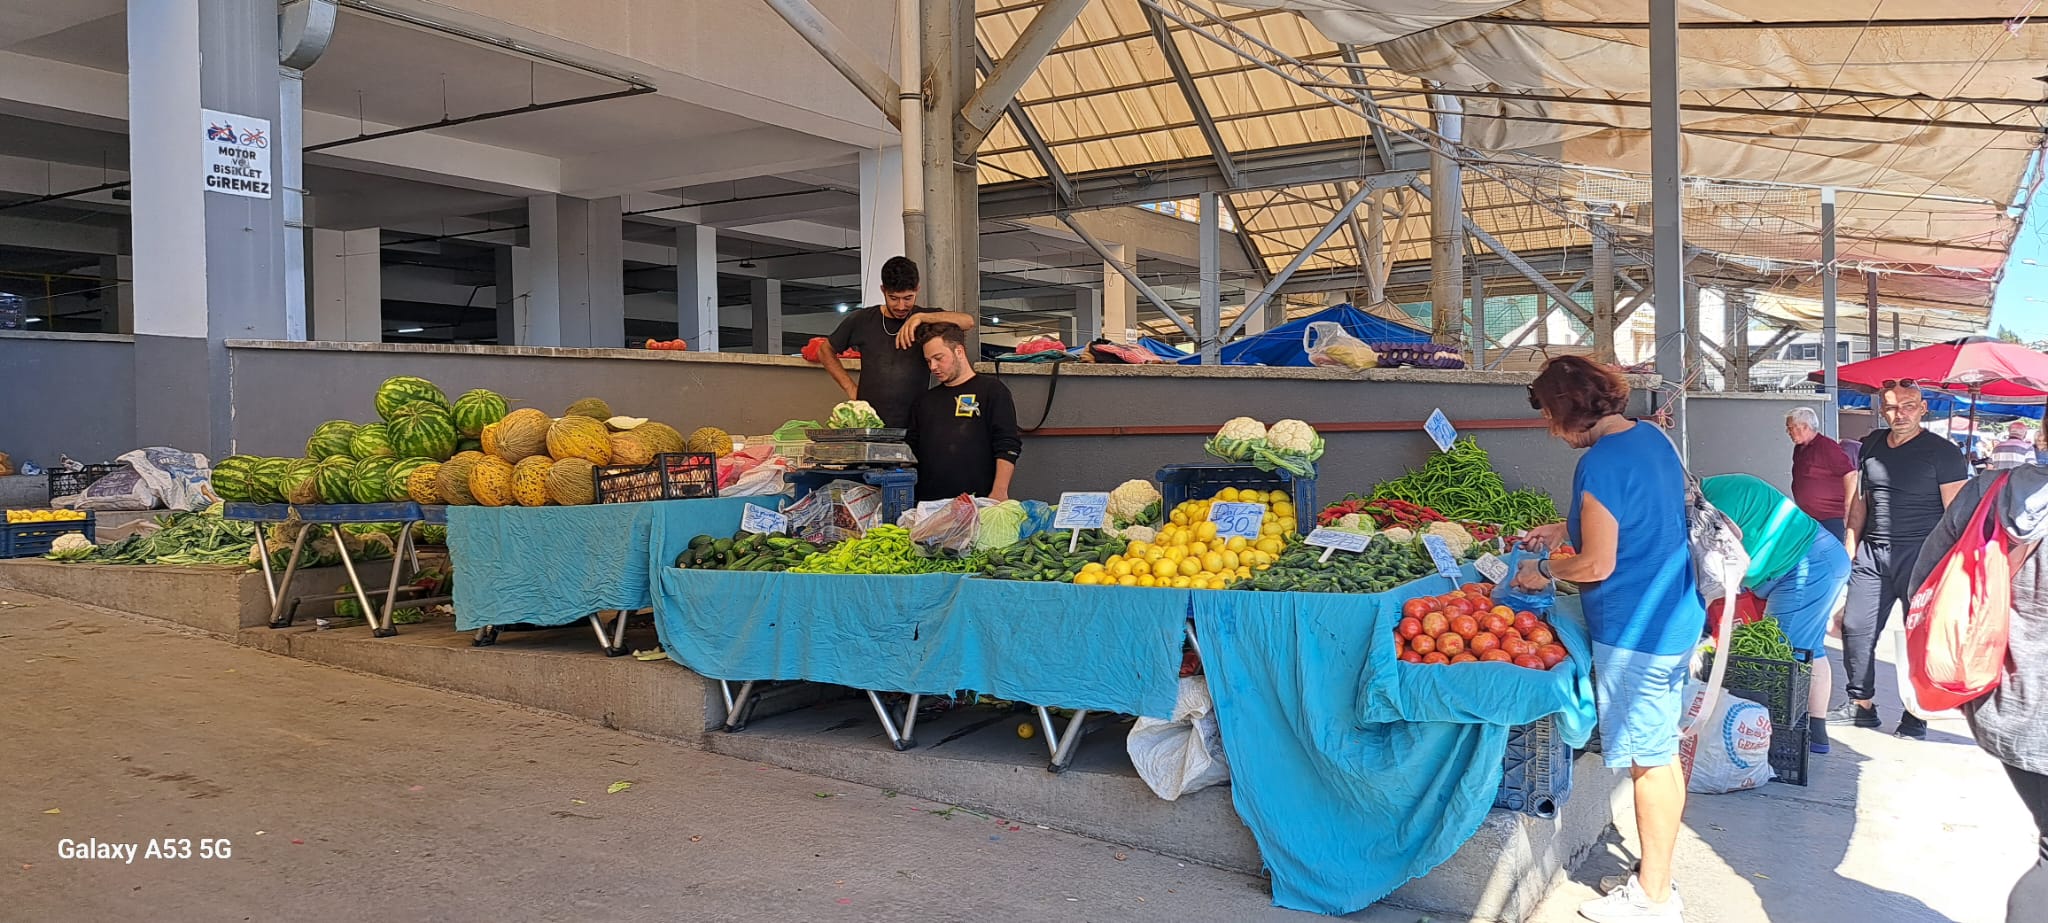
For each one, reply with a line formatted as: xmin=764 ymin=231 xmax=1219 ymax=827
xmin=1724 ymin=289 xmax=1752 ymax=390
xmin=1073 ymin=288 xmax=1101 ymax=344
xmin=1102 ymin=243 xmax=1136 ymax=343
xmin=128 ymin=0 xmax=286 ymax=457
xmin=920 ymin=0 xmax=977 ymax=317
xmin=525 ymin=195 xmax=623 ymax=347
xmin=1591 ymin=232 xmax=1617 ymax=363
xmin=1198 ymin=190 xmax=1221 ymax=364
xmin=310 ymin=227 xmax=381 ymax=341
xmin=859 ymin=147 xmax=905 ymax=309
xmin=494 ymin=246 xmax=529 ymax=345
xmin=522 ymin=196 xmax=564 ymax=346
xmin=99 ymin=255 xmax=133 ymax=334
xmin=1683 ymin=280 xmax=1702 ymax=389
xmin=677 ymin=224 xmax=719 ymax=352
xmin=1429 ymin=94 xmax=1464 ymax=343
xmin=750 ymin=277 xmax=783 ymax=355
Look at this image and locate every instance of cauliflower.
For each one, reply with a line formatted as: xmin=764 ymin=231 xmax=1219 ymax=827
xmin=1252 ymin=419 xmax=1326 ymax=477
xmin=1205 ymin=417 xmax=1268 ymax=462
xmin=1116 ymin=524 xmax=1158 ymax=544
xmin=44 ymin=532 xmax=94 ymax=561
xmin=1108 ymin=479 xmax=1162 ymax=526
xmin=827 ymin=400 xmax=885 ymax=429
xmin=1383 ymin=526 xmax=1417 ymax=543
xmin=1334 ymin=512 xmax=1375 ymax=534
xmin=1424 ymin=521 xmax=1474 ymax=555
xmin=1266 ymin=419 xmax=1318 ymax=453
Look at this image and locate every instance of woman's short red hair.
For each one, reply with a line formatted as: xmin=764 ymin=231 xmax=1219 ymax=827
xmin=1528 ymin=355 xmax=1630 ymax=432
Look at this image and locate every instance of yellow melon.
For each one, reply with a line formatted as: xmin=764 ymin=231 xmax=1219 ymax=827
xmin=511 ymin=456 xmax=554 ymax=507
xmin=437 ymin=452 xmax=484 ymax=505
xmin=609 ymin=430 xmax=657 ymax=467
xmin=545 ymin=457 xmax=597 ymax=506
xmin=469 ymin=456 xmax=516 ymax=507
xmin=637 ymin=421 xmax=686 ymax=455
xmin=547 ymin=414 xmax=613 ymax=465
xmin=405 ymin=463 xmax=444 ymax=505
xmin=494 ymin=408 xmax=551 ymax=461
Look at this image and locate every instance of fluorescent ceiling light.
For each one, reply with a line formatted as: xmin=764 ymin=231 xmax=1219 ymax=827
xmin=24 ymin=316 xmax=43 ymax=324
xmin=396 ymin=326 xmax=424 ymax=333
xmin=836 ymin=304 xmax=848 ymax=313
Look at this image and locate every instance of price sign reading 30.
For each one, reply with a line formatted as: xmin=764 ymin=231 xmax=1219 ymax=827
xmin=1208 ymin=501 xmax=1267 ymax=540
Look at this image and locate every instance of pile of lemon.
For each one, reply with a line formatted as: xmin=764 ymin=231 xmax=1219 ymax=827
xmin=1073 ymin=487 xmax=1295 ymax=590
xmin=5 ymin=509 xmax=88 ymax=524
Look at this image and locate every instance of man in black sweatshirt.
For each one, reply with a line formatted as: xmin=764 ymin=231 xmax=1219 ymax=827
xmin=906 ymin=323 xmax=1021 ymax=502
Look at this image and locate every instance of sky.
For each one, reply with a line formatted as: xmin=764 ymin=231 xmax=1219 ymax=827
xmin=1988 ymin=164 xmax=2048 ymax=342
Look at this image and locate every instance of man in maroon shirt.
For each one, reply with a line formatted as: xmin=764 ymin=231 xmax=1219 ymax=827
xmin=1786 ymin=406 xmax=1856 ymax=541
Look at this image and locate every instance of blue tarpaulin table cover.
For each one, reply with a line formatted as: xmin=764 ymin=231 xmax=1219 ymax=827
xmin=651 ymin=572 xmax=1188 ymax=718
xmin=448 ymin=497 xmax=751 ymax=630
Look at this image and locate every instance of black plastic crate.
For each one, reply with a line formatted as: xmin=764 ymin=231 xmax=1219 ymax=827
xmin=1 ymin=511 xmax=96 ymax=559
xmin=1720 ymin=650 xmax=1813 ymax=787
xmin=594 ymin=453 xmax=719 ymax=504
xmin=47 ymin=463 xmax=124 ymax=501
xmin=1156 ymin=463 xmax=1317 ymax=534
xmin=788 ymin=467 xmax=917 ymax=527
xmin=1494 ymin=715 xmax=1573 ymax=817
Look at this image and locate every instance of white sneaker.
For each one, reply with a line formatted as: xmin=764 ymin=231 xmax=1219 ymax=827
xmin=1579 ymin=875 xmax=1683 ymax=922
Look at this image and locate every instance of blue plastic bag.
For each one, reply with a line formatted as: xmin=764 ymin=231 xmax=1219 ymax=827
xmin=1492 ymin=547 xmax=1556 ymax=616
xmin=1018 ymin=499 xmax=1056 ymax=539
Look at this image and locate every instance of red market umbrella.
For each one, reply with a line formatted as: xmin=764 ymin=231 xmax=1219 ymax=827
xmin=1807 ymin=336 xmax=2048 ymax=399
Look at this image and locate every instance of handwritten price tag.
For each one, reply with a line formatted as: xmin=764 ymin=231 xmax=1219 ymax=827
xmin=1208 ymin=502 xmax=1267 ymax=540
xmin=1424 ymin=408 xmax=1458 ymax=453
xmin=1421 ymin=534 xmax=1463 ymax=579
xmin=1054 ymin=492 xmax=1111 ymax=531
xmin=1475 ymin=552 xmax=1509 ymax=584
xmin=1305 ymin=526 xmax=1370 ymax=562
xmin=739 ymin=503 xmax=787 ymax=535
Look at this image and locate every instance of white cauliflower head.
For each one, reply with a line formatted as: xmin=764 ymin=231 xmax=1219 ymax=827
xmin=1424 ymin=521 xmax=1474 ymax=555
xmin=1108 ymin=479 xmax=1162 ymax=526
xmin=1218 ymin=417 xmax=1267 ymax=441
xmin=1266 ymin=419 xmax=1319 ymax=453
xmin=1206 ymin=417 xmax=1269 ymax=463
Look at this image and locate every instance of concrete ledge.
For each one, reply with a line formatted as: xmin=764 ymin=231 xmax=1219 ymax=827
xmin=0 ymin=557 xmax=403 ymax=637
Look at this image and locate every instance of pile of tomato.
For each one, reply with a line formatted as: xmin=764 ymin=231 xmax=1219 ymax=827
xmin=1394 ymin=582 xmax=1569 ymax=670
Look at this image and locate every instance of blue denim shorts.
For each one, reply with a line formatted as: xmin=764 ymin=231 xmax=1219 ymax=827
xmin=1752 ymin=531 xmax=1850 ymax=656
xmin=1592 ymin=642 xmax=1691 ymax=770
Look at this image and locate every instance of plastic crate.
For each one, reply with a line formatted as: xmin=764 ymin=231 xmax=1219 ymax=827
xmin=1720 ymin=650 xmax=1813 ymax=787
xmin=788 ymin=467 xmax=917 ymax=527
xmin=1 ymin=511 xmax=96 ymax=559
xmin=594 ymin=453 xmax=719 ymax=504
xmin=47 ymin=463 xmax=124 ymax=501
xmin=1156 ymin=463 xmax=1317 ymax=534
xmin=1494 ymin=715 xmax=1574 ymax=817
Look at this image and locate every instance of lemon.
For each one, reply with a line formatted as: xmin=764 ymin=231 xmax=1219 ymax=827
xmin=1222 ymin=536 xmax=1246 ymax=552
xmin=1171 ymin=575 xmax=1192 ymax=589
xmin=1221 ymin=550 xmax=1240 ymax=570
xmin=1255 ymin=537 xmax=1284 ymax=555
xmin=1018 ymin=722 xmax=1036 ymax=739
xmin=1129 ymin=559 xmax=1151 ymax=577
xmin=1177 ymin=557 xmax=1201 ymax=577
xmin=1269 ymin=489 xmax=1289 ymax=505
xmin=1170 ymin=511 xmax=1188 ymax=527
xmin=1216 ymin=487 xmax=1239 ymax=502
xmin=1117 ymin=574 xmax=1139 ymax=587
xmin=1194 ymin=520 xmax=1218 ymax=543
xmin=1139 ymin=575 xmax=1157 ymax=588
xmin=1236 ymin=565 xmax=1252 ymax=578
xmin=1109 ymin=560 xmax=1132 ymax=578
xmin=1073 ymin=572 xmax=1097 ymax=586
xmin=1081 ymin=562 xmax=1105 ymax=574
xmin=1273 ymin=502 xmax=1296 ymax=521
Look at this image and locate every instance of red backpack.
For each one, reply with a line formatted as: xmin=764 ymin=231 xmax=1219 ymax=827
xmin=1905 ymin=473 xmax=2031 ymax=712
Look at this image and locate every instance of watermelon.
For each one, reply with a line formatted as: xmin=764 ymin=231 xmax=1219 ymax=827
xmin=386 ymin=457 xmax=435 ymax=502
xmin=252 ymin=457 xmax=298 ymax=504
xmin=351 ymin=456 xmax=400 ymax=504
xmin=314 ymin=457 xmax=359 ymax=504
xmin=451 ymin=389 xmax=509 ymax=438
xmin=306 ymin=420 xmax=359 ymax=459
xmin=385 ymin=402 xmax=460 ymax=460
xmin=276 ymin=458 xmax=320 ymax=503
xmin=348 ymin=422 xmax=394 ymax=459
xmin=375 ymin=375 xmax=450 ymax=420
xmin=456 ymin=437 xmax=482 ymax=455
xmin=210 ymin=455 xmax=261 ymax=503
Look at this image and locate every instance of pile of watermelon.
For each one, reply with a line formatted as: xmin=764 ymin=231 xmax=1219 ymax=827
xmin=211 ymin=376 xmax=505 ymax=506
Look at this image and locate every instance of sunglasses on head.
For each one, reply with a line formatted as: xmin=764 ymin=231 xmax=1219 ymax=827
xmin=1881 ymin=378 xmax=1919 ymax=389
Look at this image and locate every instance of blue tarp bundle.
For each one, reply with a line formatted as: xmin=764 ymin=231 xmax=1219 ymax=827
xmin=1836 ymin=388 xmax=2044 ymax=419
xmin=652 ymin=572 xmax=1189 ymax=718
xmin=1139 ymin=304 xmax=1431 ymax=367
xmin=447 ymin=497 xmax=752 ymax=629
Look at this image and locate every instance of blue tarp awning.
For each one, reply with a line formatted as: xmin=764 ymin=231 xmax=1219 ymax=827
xmin=1151 ymin=304 xmax=1431 ymax=367
xmin=1836 ymin=389 xmax=2045 ymax=419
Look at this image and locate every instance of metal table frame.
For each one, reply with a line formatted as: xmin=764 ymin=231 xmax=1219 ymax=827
xmin=470 ymin=607 xmax=641 ymax=657
xmin=717 ymin=619 xmax=1203 ymax=771
xmin=228 ymin=502 xmax=441 ymax=638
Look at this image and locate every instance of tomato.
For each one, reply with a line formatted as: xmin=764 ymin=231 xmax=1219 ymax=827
xmin=1422 ymin=652 xmax=1450 ymax=665
xmin=1504 ymin=639 xmax=1536 ymax=659
xmin=1450 ymin=652 xmax=1478 ymax=664
xmin=1449 ymin=615 xmax=1479 ymax=640
xmin=1446 ymin=590 xmax=1467 ymax=600
xmin=1399 ymin=650 xmax=1423 ymax=664
xmin=1397 ymin=617 xmax=1423 ymax=640
xmin=1469 ymin=632 xmax=1500 ymax=655
xmin=1526 ymin=624 xmax=1556 ymax=647
xmin=1436 ymin=633 xmax=1466 ymax=657
xmin=1420 ymin=612 xmax=1449 ymax=637
xmin=1443 ymin=599 xmax=1476 ymax=618
xmin=1512 ymin=654 xmax=1545 ymax=670
xmin=1500 ymin=629 xmax=1523 ymax=648
xmin=1480 ymin=649 xmax=1513 ymax=663
xmin=1537 ymin=644 xmax=1568 ymax=668
xmin=1411 ymin=633 xmax=1437 ymax=655
xmin=1402 ymin=598 xmax=1432 ymax=620
xmin=1490 ymin=605 xmax=1514 ymax=619
xmin=1461 ymin=582 xmax=1491 ymax=596
xmin=1514 ymin=611 xmax=1541 ymax=635
xmin=1482 ymin=613 xmax=1513 ymax=635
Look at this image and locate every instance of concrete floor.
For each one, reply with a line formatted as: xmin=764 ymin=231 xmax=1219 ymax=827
xmin=1 ymin=590 xmax=2036 ymax=923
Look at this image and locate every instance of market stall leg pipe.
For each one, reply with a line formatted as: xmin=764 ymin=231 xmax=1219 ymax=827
xmin=330 ymin=524 xmax=390 ymax=637
xmin=1035 ymin=706 xmax=1062 ymax=759
xmin=1047 ymin=709 xmax=1092 ymax=774
xmin=254 ymin=528 xmax=278 ymax=608
xmin=265 ymin=524 xmax=312 ymax=628
xmin=377 ymin=521 xmax=416 ymax=631
xmin=1651 ymin=0 xmax=1688 ymax=449
xmin=865 ymin=691 xmax=920 ymax=750
xmin=1820 ymin=187 xmax=1840 ymax=438
xmin=898 ymin=695 xmax=925 ymax=746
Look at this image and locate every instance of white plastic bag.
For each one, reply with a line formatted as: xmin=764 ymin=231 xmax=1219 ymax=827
xmin=1127 ymin=675 xmax=1231 ymax=800
xmin=1303 ymin=320 xmax=1379 ymax=370
xmin=123 ymin=447 xmax=213 ymax=511
xmin=1895 ymin=628 xmax=1966 ymax=721
xmin=54 ymin=467 xmax=156 ymax=511
xmin=786 ymin=480 xmax=883 ymax=544
xmin=1678 ymin=678 xmax=1776 ymax=794
xmin=898 ymin=495 xmax=994 ymax=553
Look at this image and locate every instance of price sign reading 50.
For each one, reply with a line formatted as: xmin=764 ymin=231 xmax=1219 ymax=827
xmin=1207 ymin=501 xmax=1266 ymax=540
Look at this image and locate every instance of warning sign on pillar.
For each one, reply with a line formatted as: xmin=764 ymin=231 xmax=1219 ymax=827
xmin=201 ymin=109 xmax=272 ymax=199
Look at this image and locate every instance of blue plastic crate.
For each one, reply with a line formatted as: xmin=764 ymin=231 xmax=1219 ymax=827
xmin=788 ymin=467 xmax=918 ymax=527
xmin=1494 ymin=716 xmax=1573 ymax=817
xmin=1 ymin=511 xmax=96 ymax=559
xmin=1156 ymin=463 xmax=1316 ymax=533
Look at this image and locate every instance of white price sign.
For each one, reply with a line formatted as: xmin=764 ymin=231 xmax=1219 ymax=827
xmin=1421 ymin=534 xmax=1463 ymax=579
xmin=739 ymin=503 xmax=787 ymax=535
xmin=1304 ymin=526 xmax=1370 ymax=562
xmin=1053 ymin=492 xmax=1111 ymax=530
xmin=1475 ymin=552 xmax=1509 ymax=584
xmin=1208 ymin=502 xmax=1267 ymax=541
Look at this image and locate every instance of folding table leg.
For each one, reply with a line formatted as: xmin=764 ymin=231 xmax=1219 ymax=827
xmin=864 ymin=691 xmax=920 ymax=751
xmin=722 ymin=680 xmax=760 ymax=732
xmin=375 ymin=522 xmax=416 ymax=635
xmin=585 ymin=610 xmax=632 ymax=656
xmin=1044 ymin=708 xmax=1092 ymax=774
xmin=265 ymin=525 xmax=312 ymax=629
xmin=332 ymin=525 xmax=391 ymax=637
xmin=253 ymin=528 xmax=278 ymax=608
xmin=471 ymin=625 xmax=500 ymax=647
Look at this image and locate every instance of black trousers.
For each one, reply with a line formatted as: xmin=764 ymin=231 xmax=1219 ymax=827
xmin=2005 ymin=764 xmax=2048 ymax=923
xmin=1842 ymin=538 xmax=1925 ymax=703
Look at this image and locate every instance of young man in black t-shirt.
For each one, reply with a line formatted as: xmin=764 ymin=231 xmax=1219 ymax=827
xmin=818 ymin=257 xmax=976 ymax=429
xmin=1837 ymin=381 xmax=1969 ymax=738
xmin=906 ymin=323 xmax=1021 ymax=502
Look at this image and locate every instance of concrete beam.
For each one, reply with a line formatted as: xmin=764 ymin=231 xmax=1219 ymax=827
xmin=1008 ymin=208 xmax=1252 ymax=274
xmin=563 ymin=127 xmax=856 ymax=199
xmin=980 ymin=141 xmax=1419 ymax=220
